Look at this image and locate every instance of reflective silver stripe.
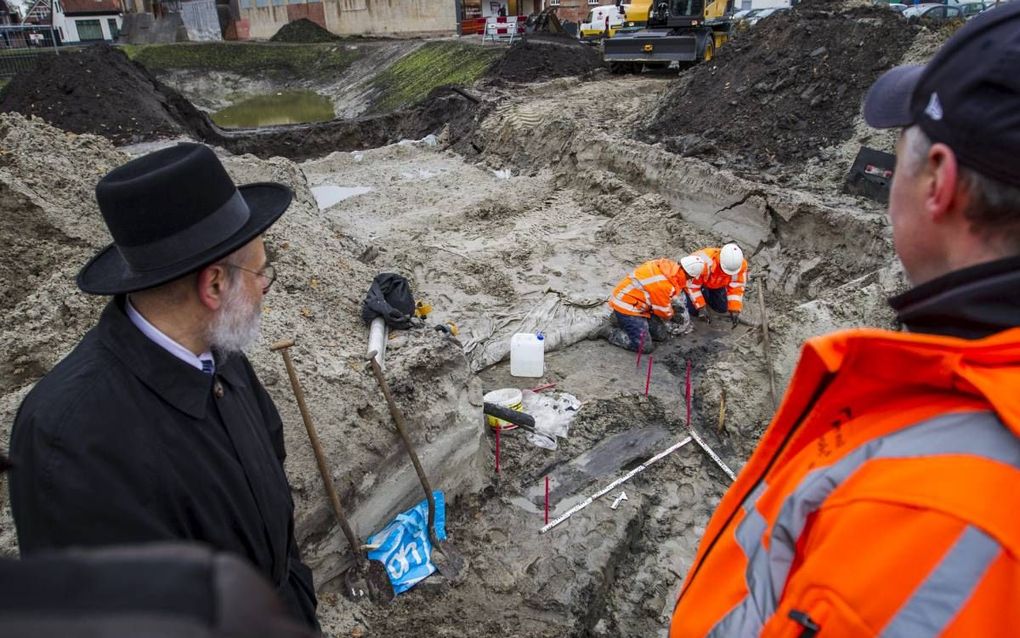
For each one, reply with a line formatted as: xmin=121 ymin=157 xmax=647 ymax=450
xmin=708 ymin=483 xmax=772 ymax=637
xmin=708 ymin=411 xmax=1020 ymax=637
xmin=727 ymin=294 xmax=743 ymax=302
xmin=651 ymin=304 xmax=672 ymax=313
xmin=880 ymin=526 xmax=1000 ymax=638
xmin=628 ymin=275 xmax=653 ymax=309
xmin=609 ymin=297 xmax=643 ymax=314
xmin=637 ymin=274 xmax=667 ymax=286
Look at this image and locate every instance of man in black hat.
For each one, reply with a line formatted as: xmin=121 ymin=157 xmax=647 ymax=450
xmin=7 ymin=143 xmax=319 ymax=629
xmin=670 ymin=5 xmax=1020 ymax=636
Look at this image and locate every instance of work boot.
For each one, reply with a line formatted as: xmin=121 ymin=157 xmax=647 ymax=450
xmin=606 ymin=327 xmax=654 ymax=353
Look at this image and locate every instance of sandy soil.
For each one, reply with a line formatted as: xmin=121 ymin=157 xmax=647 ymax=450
xmin=0 ymin=19 xmax=953 ymax=637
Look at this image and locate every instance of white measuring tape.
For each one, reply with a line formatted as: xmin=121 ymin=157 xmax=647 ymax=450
xmin=540 ymin=435 xmax=693 ymax=534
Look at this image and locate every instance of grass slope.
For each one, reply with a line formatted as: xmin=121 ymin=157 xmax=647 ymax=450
xmin=370 ymin=41 xmax=501 ymax=112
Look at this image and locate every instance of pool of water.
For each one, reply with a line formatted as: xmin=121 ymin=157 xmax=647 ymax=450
xmin=311 ymin=185 xmax=373 ymax=209
xmin=211 ymin=91 xmax=335 ymax=129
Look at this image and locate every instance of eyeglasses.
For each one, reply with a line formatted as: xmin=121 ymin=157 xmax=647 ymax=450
xmin=225 ymin=263 xmax=277 ymax=294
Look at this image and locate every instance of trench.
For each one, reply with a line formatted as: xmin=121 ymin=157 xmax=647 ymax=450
xmin=0 ymin=14 xmax=917 ymax=637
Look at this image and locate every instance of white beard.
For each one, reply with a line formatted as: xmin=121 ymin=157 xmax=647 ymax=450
xmin=207 ymin=279 xmax=262 ymax=354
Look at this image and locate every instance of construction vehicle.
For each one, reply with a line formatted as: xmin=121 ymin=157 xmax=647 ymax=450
xmin=603 ymin=0 xmax=732 ymax=73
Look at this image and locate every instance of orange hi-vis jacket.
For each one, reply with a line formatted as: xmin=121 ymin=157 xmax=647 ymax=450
xmin=608 ymin=259 xmax=687 ymax=320
xmin=686 ymin=247 xmax=749 ymax=313
xmin=671 ymin=326 xmax=1020 ymax=637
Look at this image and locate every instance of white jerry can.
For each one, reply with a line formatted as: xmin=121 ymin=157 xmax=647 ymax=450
xmin=510 ymin=332 xmax=545 ymax=377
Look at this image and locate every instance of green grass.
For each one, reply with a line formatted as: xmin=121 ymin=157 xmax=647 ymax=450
xmin=370 ymin=41 xmax=502 ymax=112
xmin=125 ymin=42 xmax=362 ymax=79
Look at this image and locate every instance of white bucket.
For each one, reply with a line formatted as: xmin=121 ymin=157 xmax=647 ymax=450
xmin=483 ymin=388 xmax=523 ymax=430
xmin=510 ymin=332 xmax=545 ymax=378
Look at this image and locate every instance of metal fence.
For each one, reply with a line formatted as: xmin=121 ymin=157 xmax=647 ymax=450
xmin=0 ymin=26 xmax=60 ymax=83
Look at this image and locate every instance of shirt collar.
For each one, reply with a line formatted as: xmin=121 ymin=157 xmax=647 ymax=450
xmin=888 ymin=254 xmax=1020 ymax=339
xmin=97 ymin=298 xmax=251 ymax=419
xmin=125 ymin=297 xmax=214 ymax=373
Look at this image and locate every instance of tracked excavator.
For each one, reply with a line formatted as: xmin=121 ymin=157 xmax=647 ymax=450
xmin=604 ymin=0 xmax=732 ymax=73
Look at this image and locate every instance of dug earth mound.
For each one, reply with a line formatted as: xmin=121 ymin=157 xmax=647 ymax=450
xmin=0 ymin=16 xmax=951 ymax=636
xmin=644 ymin=0 xmax=918 ymax=171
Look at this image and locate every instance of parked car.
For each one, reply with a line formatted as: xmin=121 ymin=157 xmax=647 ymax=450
xmin=887 ymin=2 xmax=908 ymax=11
xmin=902 ymin=3 xmax=964 ymax=20
xmin=955 ymin=1 xmax=989 ymax=17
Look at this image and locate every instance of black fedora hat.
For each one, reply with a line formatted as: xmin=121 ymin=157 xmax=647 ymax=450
xmin=77 ymin=143 xmax=292 ymax=295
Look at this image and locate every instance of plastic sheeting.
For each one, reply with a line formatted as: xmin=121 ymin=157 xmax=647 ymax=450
xmin=180 ymin=0 xmax=222 ymax=41
xmin=462 ymin=290 xmax=610 ymax=372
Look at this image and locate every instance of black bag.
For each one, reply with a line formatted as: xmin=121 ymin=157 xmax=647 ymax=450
xmin=362 ymin=273 xmax=415 ymax=330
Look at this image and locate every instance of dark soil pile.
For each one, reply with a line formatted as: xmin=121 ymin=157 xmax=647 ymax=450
xmin=0 ymin=43 xmax=213 ymax=145
xmin=644 ymin=0 xmax=918 ymax=168
xmin=269 ymin=18 xmax=339 ymax=43
xmin=487 ymin=34 xmax=603 ymax=83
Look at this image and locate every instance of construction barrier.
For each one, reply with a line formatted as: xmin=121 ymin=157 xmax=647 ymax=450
xmin=481 ymin=15 xmax=526 ymax=43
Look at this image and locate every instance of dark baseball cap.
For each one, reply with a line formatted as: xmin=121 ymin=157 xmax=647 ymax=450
xmin=863 ymin=2 xmax=1020 ymax=187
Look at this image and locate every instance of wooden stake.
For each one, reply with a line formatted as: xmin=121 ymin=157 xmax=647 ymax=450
xmin=717 ymin=387 xmax=727 ymax=434
xmin=757 ymin=284 xmax=778 ymax=410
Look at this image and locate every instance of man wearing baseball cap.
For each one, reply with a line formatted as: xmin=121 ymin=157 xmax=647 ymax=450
xmin=8 ymin=144 xmax=319 ymax=629
xmin=670 ymin=6 xmax=1020 ymax=636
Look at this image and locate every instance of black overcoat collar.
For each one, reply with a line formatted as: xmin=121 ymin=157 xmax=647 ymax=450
xmin=96 ymin=297 xmax=250 ymax=419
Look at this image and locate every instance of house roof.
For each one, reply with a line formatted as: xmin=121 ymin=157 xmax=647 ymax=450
xmin=62 ymin=0 xmax=121 ymax=13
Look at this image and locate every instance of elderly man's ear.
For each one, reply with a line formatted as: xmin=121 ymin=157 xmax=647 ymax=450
xmin=197 ymin=264 xmax=230 ymax=312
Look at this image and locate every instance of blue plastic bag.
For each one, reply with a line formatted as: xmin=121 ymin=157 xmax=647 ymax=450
xmin=367 ymin=491 xmax=447 ymax=594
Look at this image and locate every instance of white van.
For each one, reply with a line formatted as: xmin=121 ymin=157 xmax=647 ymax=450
xmin=579 ymin=5 xmax=625 ymax=41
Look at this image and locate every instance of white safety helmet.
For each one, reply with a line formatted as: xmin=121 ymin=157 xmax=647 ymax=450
xmin=680 ymin=255 xmax=706 ymax=279
xmin=720 ymin=243 xmax=744 ymax=276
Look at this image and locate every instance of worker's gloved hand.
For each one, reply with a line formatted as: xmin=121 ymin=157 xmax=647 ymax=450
xmin=730 ymin=312 xmax=739 ymax=328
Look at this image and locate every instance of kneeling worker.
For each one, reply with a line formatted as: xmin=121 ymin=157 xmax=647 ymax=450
xmin=684 ymin=243 xmax=748 ymax=327
xmin=605 ymin=257 xmax=706 ymax=352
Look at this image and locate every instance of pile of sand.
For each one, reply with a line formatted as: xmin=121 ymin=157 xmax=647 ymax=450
xmin=645 ymin=0 xmax=918 ymax=168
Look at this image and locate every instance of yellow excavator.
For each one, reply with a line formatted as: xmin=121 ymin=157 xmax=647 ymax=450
xmin=604 ymin=0 xmax=732 ymax=73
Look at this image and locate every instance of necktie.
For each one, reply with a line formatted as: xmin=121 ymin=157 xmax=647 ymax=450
xmin=200 ymin=359 xmax=214 ymax=374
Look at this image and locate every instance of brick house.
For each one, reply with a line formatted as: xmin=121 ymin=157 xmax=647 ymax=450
xmin=23 ymin=0 xmax=123 ymax=42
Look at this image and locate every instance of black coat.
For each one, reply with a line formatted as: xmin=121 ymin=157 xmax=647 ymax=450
xmin=7 ymin=298 xmax=318 ymax=629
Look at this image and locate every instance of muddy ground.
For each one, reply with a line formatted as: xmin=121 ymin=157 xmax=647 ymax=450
xmin=0 ymin=13 xmax=955 ymax=638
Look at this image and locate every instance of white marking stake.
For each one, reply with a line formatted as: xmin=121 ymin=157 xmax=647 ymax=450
xmin=610 ymin=492 xmax=628 ymax=510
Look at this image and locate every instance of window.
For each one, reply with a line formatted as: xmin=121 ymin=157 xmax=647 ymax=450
xmin=107 ymin=17 xmax=119 ymax=39
xmin=75 ymin=18 xmax=103 ymax=40
xmin=587 ymin=0 xmax=599 ymax=5
xmin=548 ymin=0 xmax=559 ymax=5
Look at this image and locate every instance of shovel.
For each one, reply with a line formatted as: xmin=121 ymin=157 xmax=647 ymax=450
xmin=271 ymin=339 xmax=393 ymax=603
xmin=365 ymin=351 xmax=467 ymax=585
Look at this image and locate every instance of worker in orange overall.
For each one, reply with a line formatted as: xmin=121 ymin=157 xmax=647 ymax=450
xmin=683 ymin=243 xmax=748 ymax=328
xmin=604 ymin=256 xmax=705 ymax=353
xmin=671 ymin=5 xmax=1020 ymax=636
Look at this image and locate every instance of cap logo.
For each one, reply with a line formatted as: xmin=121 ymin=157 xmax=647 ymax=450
xmin=924 ymin=92 xmax=943 ymax=121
